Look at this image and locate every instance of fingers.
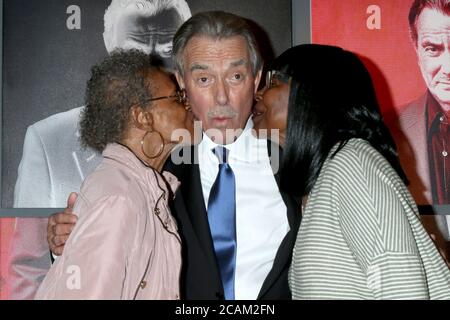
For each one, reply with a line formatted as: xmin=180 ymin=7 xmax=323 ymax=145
xmin=47 ymin=224 xmax=60 ymax=256
xmin=47 ymin=210 xmax=78 ymax=256
xmin=52 ymin=234 xmax=71 ymax=248
xmin=67 ymin=192 xmax=78 ymax=209
xmin=47 ymin=223 xmax=73 ymax=256
xmin=51 ymin=211 xmax=78 ymax=225
xmin=52 ymin=245 xmax=66 ymax=257
xmin=46 ymin=193 xmax=79 ymax=256
xmin=53 ymin=222 xmax=75 ymax=237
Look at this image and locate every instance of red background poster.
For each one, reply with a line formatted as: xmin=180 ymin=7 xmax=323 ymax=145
xmin=0 ymin=219 xmax=14 ymax=299
xmin=311 ymin=0 xmax=425 ymax=115
xmin=311 ymin=0 xmax=450 ymax=257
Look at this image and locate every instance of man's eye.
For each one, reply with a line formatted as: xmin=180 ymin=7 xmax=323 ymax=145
xmin=423 ymin=45 xmax=443 ymax=56
xmin=126 ymin=36 xmax=146 ymax=45
xmin=230 ymin=73 xmax=245 ymax=83
xmin=196 ymin=76 xmax=210 ymax=85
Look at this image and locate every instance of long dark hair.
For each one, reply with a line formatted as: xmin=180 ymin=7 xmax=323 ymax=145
xmin=274 ymin=44 xmax=408 ymax=197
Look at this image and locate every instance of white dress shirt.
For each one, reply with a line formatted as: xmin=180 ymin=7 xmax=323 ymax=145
xmin=198 ymin=117 xmax=289 ymax=300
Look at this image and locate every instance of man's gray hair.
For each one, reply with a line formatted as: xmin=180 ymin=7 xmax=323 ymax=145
xmin=408 ymin=0 xmax=450 ymax=46
xmin=172 ymin=11 xmax=263 ymax=76
xmin=103 ymin=0 xmax=191 ymax=53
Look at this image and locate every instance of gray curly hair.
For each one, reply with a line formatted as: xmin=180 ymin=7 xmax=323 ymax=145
xmin=80 ymin=49 xmax=160 ymax=152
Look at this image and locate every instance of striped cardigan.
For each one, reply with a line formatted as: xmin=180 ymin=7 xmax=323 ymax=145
xmin=289 ymin=138 xmax=450 ymax=299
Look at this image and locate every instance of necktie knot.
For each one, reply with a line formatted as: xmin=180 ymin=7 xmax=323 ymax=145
xmin=213 ymin=146 xmax=230 ymax=164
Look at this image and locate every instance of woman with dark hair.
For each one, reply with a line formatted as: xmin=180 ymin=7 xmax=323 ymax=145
xmin=253 ymin=44 xmax=450 ymax=299
xmin=35 ymin=49 xmax=195 ymax=299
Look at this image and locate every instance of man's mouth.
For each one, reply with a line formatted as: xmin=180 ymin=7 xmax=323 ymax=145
xmin=212 ymin=116 xmax=232 ymax=121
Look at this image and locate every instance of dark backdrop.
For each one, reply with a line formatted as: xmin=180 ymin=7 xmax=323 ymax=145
xmin=1 ymin=0 xmax=292 ymax=208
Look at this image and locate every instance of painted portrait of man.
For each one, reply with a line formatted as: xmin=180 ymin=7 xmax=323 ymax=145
xmin=388 ymin=0 xmax=450 ymax=257
xmin=391 ymin=0 xmax=450 ymax=207
xmin=310 ymin=0 xmax=450 ymax=261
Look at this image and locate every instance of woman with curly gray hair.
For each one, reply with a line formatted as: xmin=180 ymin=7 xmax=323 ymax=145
xmin=35 ymin=49 xmax=194 ymax=299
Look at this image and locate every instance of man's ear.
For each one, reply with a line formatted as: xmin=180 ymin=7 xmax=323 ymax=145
xmin=254 ymin=69 xmax=263 ymax=94
xmin=131 ymin=106 xmax=153 ymax=131
xmin=175 ymin=71 xmax=186 ymax=90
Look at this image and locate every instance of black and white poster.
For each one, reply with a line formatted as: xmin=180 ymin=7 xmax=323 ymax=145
xmin=1 ymin=0 xmax=292 ymax=209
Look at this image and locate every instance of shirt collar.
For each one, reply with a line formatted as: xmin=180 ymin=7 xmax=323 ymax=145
xmin=198 ymin=117 xmax=266 ymax=163
xmin=426 ymin=92 xmax=449 ymax=135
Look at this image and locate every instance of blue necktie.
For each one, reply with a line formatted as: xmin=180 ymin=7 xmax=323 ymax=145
xmin=207 ymin=146 xmax=237 ymax=300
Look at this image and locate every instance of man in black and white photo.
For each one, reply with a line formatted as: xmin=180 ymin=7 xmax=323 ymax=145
xmin=8 ymin=0 xmax=191 ymax=300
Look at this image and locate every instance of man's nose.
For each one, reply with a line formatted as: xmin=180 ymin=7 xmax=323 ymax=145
xmin=141 ymin=37 xmax=156 ymax=55
xmin=441 ymin=49 xmax=450 ymax=75
xmin=215 ymin=78 xmax=229 ymax=106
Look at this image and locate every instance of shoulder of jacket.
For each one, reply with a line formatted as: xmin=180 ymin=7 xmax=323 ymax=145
xmin=325 ymin=139 xmax=385 ymax=177
xmin=394 ymin=94 xmax=427 ymax=129
xmin=30 ymin=106 xmax=83 ymax=133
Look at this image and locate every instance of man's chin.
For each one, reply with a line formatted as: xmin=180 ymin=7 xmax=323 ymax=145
xmin=432 ymin=91 xmax=450 ymax=109
xmin=202 ymin=127 xmax=242 ymax=145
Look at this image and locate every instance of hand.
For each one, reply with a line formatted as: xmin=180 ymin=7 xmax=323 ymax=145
xmin=47 ymin=192 xmax=78 ymax=256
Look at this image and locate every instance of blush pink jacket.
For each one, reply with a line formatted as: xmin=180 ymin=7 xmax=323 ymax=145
xmin=35 ymin=143 xmax=182 ymax=300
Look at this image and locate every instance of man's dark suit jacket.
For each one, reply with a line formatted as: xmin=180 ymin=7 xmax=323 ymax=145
xmin=163 ymin=141 xmax=301 ymax=300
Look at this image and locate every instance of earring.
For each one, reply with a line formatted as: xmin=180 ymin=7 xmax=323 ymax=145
xmin=141 ymin=130 xmax=165 ymax=159
xmin=179 ymin=89 xmax=191 ymax=111
xmin=179 ymin=88 xmax=187 ymax=103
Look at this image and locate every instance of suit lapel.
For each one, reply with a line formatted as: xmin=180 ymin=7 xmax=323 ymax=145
xmin=71 ymin=149 xmax=101 ymax=180
xmin=171 ymin=146 xmax=220 ymax=274
xmin=71 ymin=128 xmax=102 ymax=181
xmin=169 ymin=142 xmax=301 ymax=299
xmin=394 ymin=94 xmax=432 ymax=203
xmin=417 ymin=95 xmax=431 ymax=187
xmin=258 ymin=140 xmax=301 ymax=299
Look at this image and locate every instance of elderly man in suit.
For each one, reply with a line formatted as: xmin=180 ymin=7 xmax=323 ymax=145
xmin=8 ymin=0 xmax=191 ymax=300
xmin=47 ymin=11 xmax=301 ymax=300
xmin=390 ymin=0 xmax=450 ymax=256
